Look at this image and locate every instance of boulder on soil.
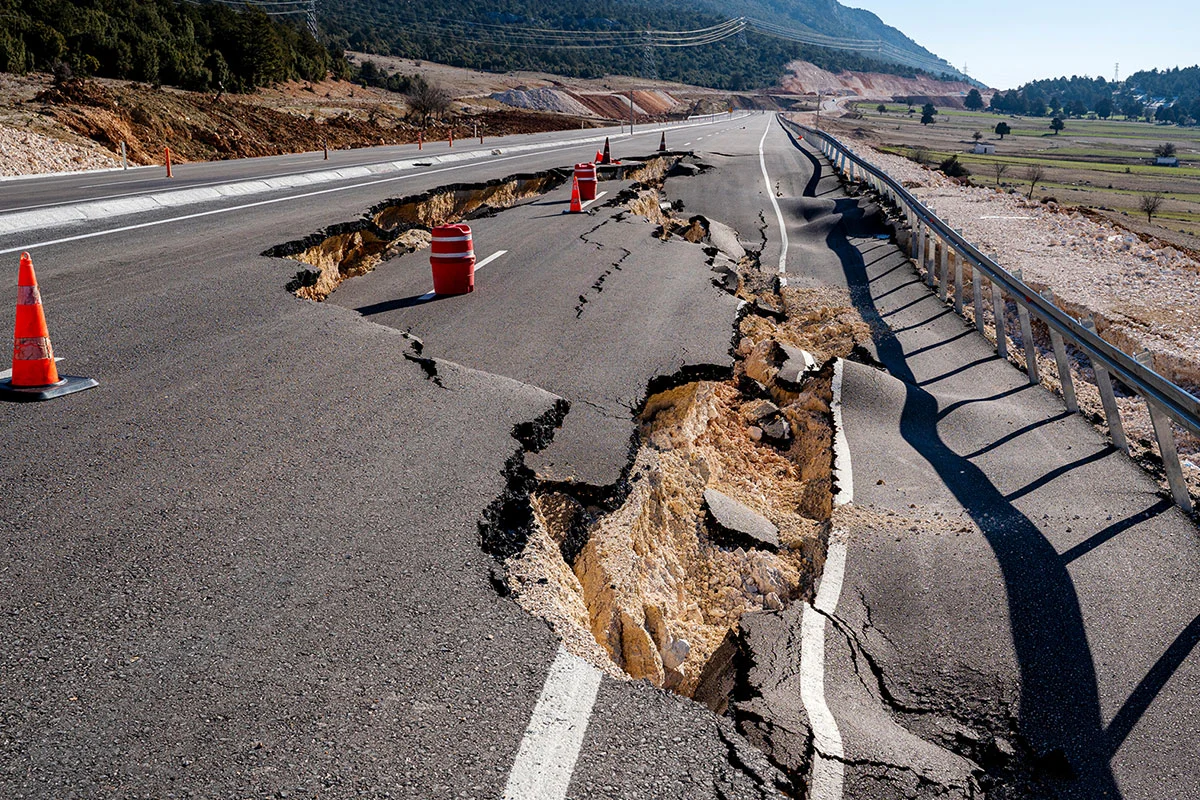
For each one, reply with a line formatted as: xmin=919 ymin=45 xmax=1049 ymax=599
xmin=760 ymin=417 xmax=793 ymax=445
xmin=777 ymin=344 xmax=817 ymax=386
xmin=753 ymin=294 xmax=786 ymax=321
xmin=743 ymin=399 xmax=780 ymax=423
xmin=703 ymin=488 xmax=781 ymax=551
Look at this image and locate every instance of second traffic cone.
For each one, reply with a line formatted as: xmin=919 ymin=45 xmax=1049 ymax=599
xmin=595 ymin=149 xmax=603 ymax=164
xmin=0 ymin=252 xmax=97 ymax=402
xmin=601 ymin=137 xmax=612 ymax=165
xmin=567 ymin=175 xmax=583 ymax=214
xmin=659 ymin=131 xmax=667 ymax=152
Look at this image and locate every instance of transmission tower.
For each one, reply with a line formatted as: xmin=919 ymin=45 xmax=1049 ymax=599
xmin=1114 ymin=62 xmax=1120 ymax=82
xmin=306 ymin=0 xmax=319 ymax=40
xmin=642 ymin=30 xmax=659 ymax=81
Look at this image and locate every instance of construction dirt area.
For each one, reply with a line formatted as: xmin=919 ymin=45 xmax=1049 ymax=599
xmin=0 ymin=57 xmax=789 ymax=178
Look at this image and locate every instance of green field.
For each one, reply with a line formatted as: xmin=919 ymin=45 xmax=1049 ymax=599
xmin=841 ymin=102 xmax=1200 ymax=244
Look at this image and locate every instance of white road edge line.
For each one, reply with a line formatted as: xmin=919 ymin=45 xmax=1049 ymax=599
xmin=798 ymin=358 xmax=853 ymax=800
xmin=503 ymin=645 xmax=602 ymax=800
xmin=831 ymin=358 xmax=853 ymax=507
xmin=3 ymin=117 xmax=759 ymax=255
xmin=578 ymin=191 xmax=607 ymax=211
xmin=758 ymin=115 xmax=789 ymax=279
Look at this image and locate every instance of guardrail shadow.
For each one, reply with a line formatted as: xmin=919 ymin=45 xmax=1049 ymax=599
xmin=808 ymin=163 xmax=1125 ymax=793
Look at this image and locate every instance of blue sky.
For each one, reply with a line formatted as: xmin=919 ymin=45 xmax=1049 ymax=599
xmin=845 ymin=1 xmax=1200 ymax=90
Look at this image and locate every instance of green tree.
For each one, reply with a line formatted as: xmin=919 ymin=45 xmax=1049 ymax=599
xmin=876 ymin=103 xmax=887 ymax=114
xmin=995 ymin=121 xmax=1011 ymax=139
xmin=1095 ymin=97 xmax=1113 ymax=119
xmin=964 ymin=88 xmax=984 ymax=111
xmin=1154 ymin=142 xmax=1177 ymax=158
xmin=1050 ymin=116 xmax=1065 ymax=134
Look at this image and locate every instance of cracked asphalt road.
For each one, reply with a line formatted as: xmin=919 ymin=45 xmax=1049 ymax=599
xmin=668 ymin=119 xmax=1199 ymax=798
xmin=0 ymin=116 xmax=782 ymax=799
xmin=327 ymin=178 xmax=739 ymax=490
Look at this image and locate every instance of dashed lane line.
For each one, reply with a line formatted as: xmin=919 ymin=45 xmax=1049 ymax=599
xmin=798 ymin=358 xmax=853 ymax=800
xmin=758 ymin=115 xmax=790 ymax=285
xmin=503 ymin=646 xmax=602 ymax=800
xmin=413 ymin=250 xmax=508 ymax=302
xmin=579 ymin=190 xmax=608 ymax=211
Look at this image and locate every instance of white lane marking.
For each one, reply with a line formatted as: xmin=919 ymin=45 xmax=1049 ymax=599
xmin=831 ymin=359 xmax=853 ymax=506
xmin=797 ymin=357 xmax=853 ymax=800
xmin=2 ymin=148 xmax=598 ymax=256
xmin=684 ymin=142 xmax=692 ymax=146
xmin=6 ymin=113 xmax=753 ymax=221
xmin=0 ymin=356 xmax=63 ymax=381
xmin=414 ymin=250 xmax=508 ymax=301
xmin=579 ymin=191 xmax=607 ymax=211
xmin=3 ymin=118 xmax=756 ymax=255
xmin=758 ymin=117 xmax=789 ymax=276
xmin=473 ymin=249 xmax=507 ymax=271
xmin=503 ymin=646 xmax=602 ymax=800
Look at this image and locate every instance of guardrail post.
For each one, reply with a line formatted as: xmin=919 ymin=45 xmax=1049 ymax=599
xmin=1134 ymin=350 xmax=1193 ymax=512
xmin=1082 ymin=317 xmax=1128 ymax=453
xmin=973 ymin=267 xmax=986 ymax=333
xmin=926 ymin=212 xmax=936 ymax=287
xmin=992 ymin=279 xmax=1009 ymax=359
xmin=952 ymin=234 xmax=964 ymax=315
xmin=938 ymin=236 xmax=950 ymax=302
xmin=1041 ymin=289 xmax=1079 ymax=414
xmin=917 ymin=221 xmax=928 ymax=280
xmin=1013 ymin=269 xmax=1040 ymax=384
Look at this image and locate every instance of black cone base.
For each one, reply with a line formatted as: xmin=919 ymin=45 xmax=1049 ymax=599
xmin=0 ymin=375 xmax=98 ymax=402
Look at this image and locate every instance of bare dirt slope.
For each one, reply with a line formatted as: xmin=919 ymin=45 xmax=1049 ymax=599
xmin=782 ymin=60 xmax=978 ymax=104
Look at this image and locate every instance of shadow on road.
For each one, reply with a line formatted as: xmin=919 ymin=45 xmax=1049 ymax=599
xmin=803 ymin=153 xmax=1125 ymax=794
xmin=355 ymin=292 xmax=449 ymax=315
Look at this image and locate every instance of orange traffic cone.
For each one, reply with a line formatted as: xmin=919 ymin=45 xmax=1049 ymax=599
xmin=595 ymin=149 xmax=603 ymax=164
xmin=0 ymin=253 xmax=97 ymax=401
xmin=601 ymin=137 xmax=612 ymax=164
xmin=567 ymin=175 xmax=583 ymax=214
xmin=659 ymin=131 xmax=667 ymax=151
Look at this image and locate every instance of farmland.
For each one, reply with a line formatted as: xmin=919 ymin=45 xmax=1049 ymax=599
xmin=837 ymin=103 xmax=1200 ymax=249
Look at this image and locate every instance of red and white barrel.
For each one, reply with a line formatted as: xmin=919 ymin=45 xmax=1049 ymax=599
xmin=574 ymin=162 xmax=598 ymax=201
xmin=430 ymin=223 xmax=476 ymax=295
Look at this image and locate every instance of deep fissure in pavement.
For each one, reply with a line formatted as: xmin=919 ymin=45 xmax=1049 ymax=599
xmin=266 ymin=169 xmax=571 ymax=301
xmin=264 ymin=152 xmax=885 ymax=794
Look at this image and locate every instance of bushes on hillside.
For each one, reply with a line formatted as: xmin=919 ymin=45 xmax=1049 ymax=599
xmin=0 ymin=0 xmax=350 ymax=91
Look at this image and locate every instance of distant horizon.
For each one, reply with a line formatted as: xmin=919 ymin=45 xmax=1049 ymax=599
xmin=845 ymin=0 xmax=1200 ymax=91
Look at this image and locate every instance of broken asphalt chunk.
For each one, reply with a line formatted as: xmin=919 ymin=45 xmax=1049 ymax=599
xmin=703 ymin=488 xmax=781 ymax=552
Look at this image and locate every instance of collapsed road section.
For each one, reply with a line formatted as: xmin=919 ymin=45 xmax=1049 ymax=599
xmin=263 ymin=148 xmax=888 ymax=796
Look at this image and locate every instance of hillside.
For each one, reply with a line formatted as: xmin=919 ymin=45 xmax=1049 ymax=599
xmin=323 ymin=0 xmax=960 ymax=90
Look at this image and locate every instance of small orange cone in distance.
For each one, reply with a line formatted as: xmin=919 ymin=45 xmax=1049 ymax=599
xmin=0 ymin=252 xmax=97 ymax=401
xmin=567 ymin=175 xmax=583 ymax=213
xmin=595 ymin=149 xmax=603 ymax=164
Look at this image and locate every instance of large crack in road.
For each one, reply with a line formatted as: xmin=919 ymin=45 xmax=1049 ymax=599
xmin=260 ymin=148 xmax=906 ymax=797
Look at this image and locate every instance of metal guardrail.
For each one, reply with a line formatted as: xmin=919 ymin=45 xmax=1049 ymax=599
xmin=786 ymin=119 xmax=1198 ymax=513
